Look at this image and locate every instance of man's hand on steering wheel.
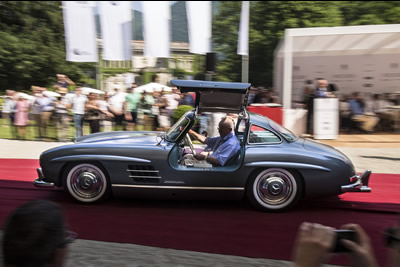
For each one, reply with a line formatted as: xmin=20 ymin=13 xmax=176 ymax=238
xmin=185 ymin=133 xmax=196 ymax=155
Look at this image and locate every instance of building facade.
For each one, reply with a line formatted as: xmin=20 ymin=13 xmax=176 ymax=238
xmin=99 ymin=40 xmax=195 ymax=92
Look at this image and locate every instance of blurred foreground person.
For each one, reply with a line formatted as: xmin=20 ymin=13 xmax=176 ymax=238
xmin=292 ymin=222 xmax=378 ymax=267
xmin=2 ymin=200 xmax=76 ymax=267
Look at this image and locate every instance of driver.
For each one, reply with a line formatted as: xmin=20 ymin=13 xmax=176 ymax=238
xmin=186 ymin=116 xmax=240 ymax=166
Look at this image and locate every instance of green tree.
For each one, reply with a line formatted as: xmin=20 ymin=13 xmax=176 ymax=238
xmin=339 ymin=1 xmax=400 ymax=25
xmin=0 ymin=1 xmax=95 ymax=91
xmin=213 ymin=1 xmax=343 ymax=86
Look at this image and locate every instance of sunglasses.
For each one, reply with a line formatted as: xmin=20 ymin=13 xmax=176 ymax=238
xmin=383 ymin=227 xmax=400 ymax=248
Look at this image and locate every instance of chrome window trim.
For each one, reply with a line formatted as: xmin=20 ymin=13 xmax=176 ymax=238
xmin=247 ymin=123 xmax=282 ymax=145
xmin=126 ymin=169 xmax=159 ymax=173
xmin=165 ymin=116 xmax=191 ymax=142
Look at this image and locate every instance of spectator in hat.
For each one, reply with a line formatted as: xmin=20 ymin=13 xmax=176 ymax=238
xmin=98 ymin=92 xmax=114 ymax=132
xmin=1 ymin=90 xmax=17 ymax=138
xmin=14 ymin=94 xmax=30 ymax=140
xmin=32 ymin=88 xmax=55 ymax=141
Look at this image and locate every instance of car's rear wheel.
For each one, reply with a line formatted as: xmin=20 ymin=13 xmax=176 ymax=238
xmin=247 ymin=168 xmax=302 ymax=212
xmin=64 ymin=163 xmax=110 ymax=203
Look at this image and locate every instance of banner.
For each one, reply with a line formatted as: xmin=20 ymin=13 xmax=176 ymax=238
xmin=62 ymin=1 xmax=98 ymax=62
xmin=237 ymin=1 xmax=249 ymax=56
xmin=186 ymin=1 xmax=211 ymax=55
xmin=142 ymin=1 xmax=170 ymax=58
xmin=99 ymin=1 xmax=132 ymax=61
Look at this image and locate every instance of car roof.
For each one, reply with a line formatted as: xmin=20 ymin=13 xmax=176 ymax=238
xmin=170 ymin=80 xmax=251 ymax=113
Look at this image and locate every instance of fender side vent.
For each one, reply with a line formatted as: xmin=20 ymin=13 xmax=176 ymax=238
xmin=127 ymin=165 xmax=161 ymax=183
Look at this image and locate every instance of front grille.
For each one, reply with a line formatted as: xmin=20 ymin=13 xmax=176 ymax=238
xmin=127 ymin=165 xmax=161 ymax=183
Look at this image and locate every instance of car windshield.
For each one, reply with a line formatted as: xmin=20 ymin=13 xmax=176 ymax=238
xmin=269 ymin=120 xmax=298 ymax=142
xmin=165 ymin=116 xmax=190 ymax=142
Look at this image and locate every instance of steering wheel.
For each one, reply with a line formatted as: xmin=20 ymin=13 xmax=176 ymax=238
xmin=185 ymin=133 xmax=196 ymax=156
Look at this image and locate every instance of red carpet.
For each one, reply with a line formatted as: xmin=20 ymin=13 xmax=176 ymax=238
xmin=0 ymin=159 xmax=399 ymax=266
xmin=0 ymin=159 xmax=40 ymax=182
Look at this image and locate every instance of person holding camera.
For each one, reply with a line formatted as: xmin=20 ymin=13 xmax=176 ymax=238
xmin=292 ymin=222 xmax=378 ymax=267
xmin=84 ymin=92 xmax=101 ymax=134
xmin=54 ymin=87 xmax=71 ymax=141
xmin=54 ymin=74 xmax=75 ymax=92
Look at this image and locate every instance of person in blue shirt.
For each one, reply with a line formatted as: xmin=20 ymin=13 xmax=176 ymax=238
xmin=188 ymin=116 xmax=240 ymax=166
xmin=348 ymin=92 xmax=379 ymax=132
xmin=314 ymin=79 xmax=335 ymax=98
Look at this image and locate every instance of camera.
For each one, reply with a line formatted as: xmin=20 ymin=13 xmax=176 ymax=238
xmin=330 ymin=229 xmax=356 ymax=253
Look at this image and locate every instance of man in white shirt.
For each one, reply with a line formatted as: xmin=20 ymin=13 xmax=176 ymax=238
xmin=109 ymin=88 xmax=126 ymax=131
xmin=164 ymin=87 xmax=181 ymax=118
xmin=69 ymin=87 xmax=87 ymax=139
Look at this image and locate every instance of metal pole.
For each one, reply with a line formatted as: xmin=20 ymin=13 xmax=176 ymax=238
xmin=96 ymin=60 xmax=100 ymax=90
xmin=241 ymin=55 xmax=249 ymax=83
xmin=282 ymin=30 xmax=293 ymax=110
xmin=205 ymin=71 xmax=212 ymax=81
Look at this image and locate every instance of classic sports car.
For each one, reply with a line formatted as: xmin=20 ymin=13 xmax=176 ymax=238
xmin=34 ymin=80 xmax=371 ymax=211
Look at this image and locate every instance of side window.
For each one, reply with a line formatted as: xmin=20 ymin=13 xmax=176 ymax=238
xmin=248 ymin=125 xmax=281 ymax=144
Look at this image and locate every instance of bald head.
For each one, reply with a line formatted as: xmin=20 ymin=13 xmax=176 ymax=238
xmin=218 ymin=116 xmax=235 ymax=138
xmin=318 ymin=79 xmax=328 ymax=88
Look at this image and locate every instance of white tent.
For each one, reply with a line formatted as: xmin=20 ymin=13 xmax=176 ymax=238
xmin=135 ymin=82 xmax=171 ymax=93
xmin=274 ymin=24 xmax=400 ymax=110
xmin=273 ymin=24 xmax=400 ymax=136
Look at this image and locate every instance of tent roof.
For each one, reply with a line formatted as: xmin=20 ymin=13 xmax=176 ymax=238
xmin=276 ymin=24 xmax=400 ymax=57
xmin=275 ymin=24 xmax=400 ymax=111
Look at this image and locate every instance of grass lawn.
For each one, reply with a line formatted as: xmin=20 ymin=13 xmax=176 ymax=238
xmin=0 ymin=118 xmax=84 ymax=141
xmin=0 ymin=117 xmax=152 ymax=141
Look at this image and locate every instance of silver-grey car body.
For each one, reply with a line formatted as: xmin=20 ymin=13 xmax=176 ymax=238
xmin=34 ymin=80 xmax=371 ymax=211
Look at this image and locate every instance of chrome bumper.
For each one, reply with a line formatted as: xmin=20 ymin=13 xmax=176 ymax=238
xmin=341 ymin=170 xmax=371 ymax=193
xmin=33 ymin=168 xmax=54 ymax=188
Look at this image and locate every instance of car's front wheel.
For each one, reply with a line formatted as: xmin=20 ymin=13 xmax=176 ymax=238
xmin=247 ymin=168 xmax=302 ymax=212
xmin=64 ymin=163 xmax=111 ymax=203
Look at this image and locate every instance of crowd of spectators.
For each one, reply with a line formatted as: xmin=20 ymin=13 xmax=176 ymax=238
xmin=2 ymin=76 xmax=399 ymax=141
xmin=0 ymin=79 xmax=196 ymax=141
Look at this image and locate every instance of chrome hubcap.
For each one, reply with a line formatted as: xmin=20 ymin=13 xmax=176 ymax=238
xmin=70 ymin=166 xmax=104 ymax=199
xmin=257 ymin=171 xmax=293 ymax=205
